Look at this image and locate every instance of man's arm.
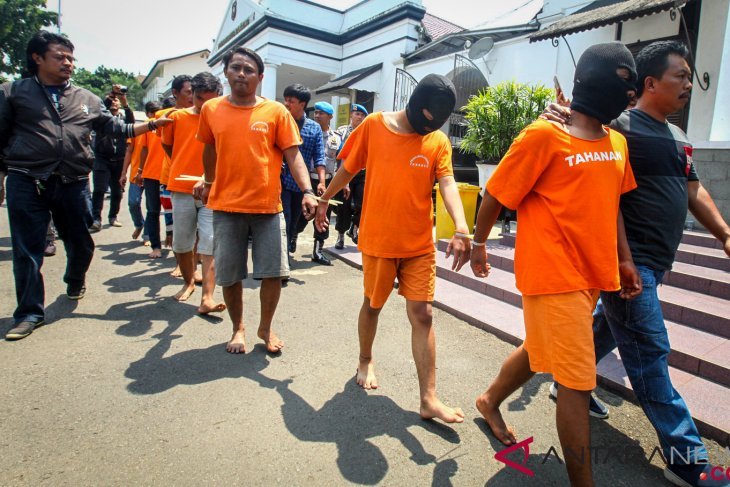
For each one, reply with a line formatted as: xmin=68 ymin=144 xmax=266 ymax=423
xmin=470 ymin=190 xmax=503 ymax=278
xmin=313 ymin=128 xmax=327 ymax=195
xmin=283 ymin=145 xmax=317 ymax=219
xmin=617 ymin=210 xmax=642 ymax=299
xmin=438 ymin=175 xmax=472 ymax=271
xmin=119 ymin=142 xmax=134 ymax=188
xmin=688 ymin=181 xmax=730 ymax=257
xmin=199 ymin=143 xmax=218 ymax=205
xmin=314 ymin=164 xmax=358 ymax=233
xmin=133 ymin=146 xmax=148 ymax=185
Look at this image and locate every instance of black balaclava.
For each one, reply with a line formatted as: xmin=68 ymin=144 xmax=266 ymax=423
xmin=406 ymin=74 xmax=457 ymax=135
xmin=570 ymin=42 xmax=637 ymax=124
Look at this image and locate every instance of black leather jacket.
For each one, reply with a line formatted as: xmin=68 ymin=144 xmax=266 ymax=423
xmin=0 ymin=77 xmax=135 ymax=179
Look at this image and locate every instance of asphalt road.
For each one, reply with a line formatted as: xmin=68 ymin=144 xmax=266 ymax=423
xmin=0 ymin=209 xmax=726 ymax=486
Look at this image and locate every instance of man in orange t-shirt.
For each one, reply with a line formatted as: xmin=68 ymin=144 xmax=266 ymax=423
xmin=161 ymin=72 xmax=225 ymax=315
xmin=469 ymin=43 xmax=642 ymax=486
xmin=119 ymin=130 xmax=148 ymax=243
xmin=195 ymin=47 xmax=317 ymax=355
xmin=315 ymin=74 xmax=471 ymax=424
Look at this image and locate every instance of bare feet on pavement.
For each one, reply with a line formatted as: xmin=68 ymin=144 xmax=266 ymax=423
xmin=194 ymin=270 xmax=203 ymax=284
xmin=227 ymin=330 xmax=246 ymax=354
xmin=174 ymin=283 xmax=195 ymax=302
xmin=257 ymin=329 xmax=284 ymax=353
xmin=356 ymin=358 xmax=378 ymax=389
xmin=420 ymin=397 xmax=465 ymax=424
xmin=148 ymin=248 xmax=162 ymax=258
xmin=170 ymin=266 xmax=182 ymax=278
xmin=476 ymin=392 xmax=516 ymax=445
xmin=198 ymin=300 xmax=226 ymax=314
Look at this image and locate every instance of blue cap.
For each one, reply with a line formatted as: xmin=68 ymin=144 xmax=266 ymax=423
xmin=351 ymin=103 xmax=368 ymax=115
xmin=313 ymin=101 xmax=334 ymax=115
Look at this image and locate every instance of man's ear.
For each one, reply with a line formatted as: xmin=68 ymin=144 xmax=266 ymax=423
xmin=644 ymin=77 xmax=656 ymax=94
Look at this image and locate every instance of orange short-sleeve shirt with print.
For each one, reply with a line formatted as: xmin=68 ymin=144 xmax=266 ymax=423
xmin=486 ymin=119 xmax=637 ymax=296
xmin=162 ymin=107 xmax=203 ymax=194
xmin=196 ymin=96 xmax=302 ymax=213
xmin=140 ymin=121 xmax=165 ymax=181
xmin=341 ymin=112 xmax=453 ymax=258
xmin=155 ymin=108 xmax=177 ymax=185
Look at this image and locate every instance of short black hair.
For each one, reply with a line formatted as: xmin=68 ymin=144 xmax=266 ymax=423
xmin=145 ymin=100 xmax=161 ymax=114
xmin=635 ymin=40 xmax=690 ymax=97
xmin=25 ymin=30 xmax=75 ymax=77
xmin=222 ymin=47 xmax=264 ymax=75
xmin=171 ymin=74 xmax=192 ymax=94
xmin=191 ymin=72 xmax=222 ymax=95
xmin=161 ymin=97 xmax=176 ymax=109
xmin=283 ymin=84 xmax=311 ymax=107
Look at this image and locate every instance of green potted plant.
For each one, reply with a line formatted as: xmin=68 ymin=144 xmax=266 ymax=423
xmin=460 ymin=81 xmax=554 ymax=188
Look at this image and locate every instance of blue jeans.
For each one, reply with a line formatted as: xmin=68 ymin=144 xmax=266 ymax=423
xmin=281 ymin=188 xmax=303 ymax=245
xmin=6 ymin=173 xmax=94 ymax=324
xmin=143 ymin=178 xmax=161 ymax=249
xmin=127 ymin=183 xmax=145 ymax=231
xmin=594 ymin=265 xmax=707 ymax=465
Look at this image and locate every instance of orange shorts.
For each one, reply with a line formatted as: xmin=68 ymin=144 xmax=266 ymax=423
xmin=522 ymin=289 xmax=600 ymax=391
xmin=362 ymin=252 xmax=436 ymax=309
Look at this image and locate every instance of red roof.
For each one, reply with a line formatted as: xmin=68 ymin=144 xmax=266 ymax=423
xmin=422 ymin=12 xmax=464 ymax=40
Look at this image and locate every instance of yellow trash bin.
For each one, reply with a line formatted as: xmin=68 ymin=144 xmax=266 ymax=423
xmin=434 ymin=183 xmax=481 ymax=241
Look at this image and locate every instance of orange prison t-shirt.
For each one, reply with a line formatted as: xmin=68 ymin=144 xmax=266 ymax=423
xmin=127 ymin=136 xmax=144 ymax=176
xmin=341 ymin=112 xmax=453 ymax=258
xmin=196 ymin=96 xmax=302 ymax=213
xmin=162 ymin=107 xmax=203 ymax=194
xmin=140 ymin=121 xmax=165 ymax=181
xmin=156 ymin=108 xmax=177 ymax=185
xmin=486 ymin=119 xmax=637 ymax=296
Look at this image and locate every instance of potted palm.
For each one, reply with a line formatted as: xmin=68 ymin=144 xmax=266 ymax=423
xmin=460 ymin=81 xmax=554 ymax=189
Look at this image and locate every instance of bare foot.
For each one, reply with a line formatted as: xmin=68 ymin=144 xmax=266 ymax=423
xmin=165 ymin=234 xmax=173 ymax=248
xmin=143 ymin=240 xmax=151 ymax=247
xmin=194 ymin=270 xmax=203 ymax=284
xmin=226 ymin=330 xmax=246 ymax=354
xmin=257 ymin=329 xmax=284 ymax=353
xmin=476 ymin=392 xmax=516 ymax=445
xmin=148 ymin=248 xmax=162 ymax=258
xmin=198 ymin=301 xmax=226 ymax=314
xmin=356 ymin=358 xmax=378 ymax=390
xmin=170 ymin=265 xmax=182 ymax=278
xmin=132 ymin=227 xmax=143 ymax=240
xmin=420 ymin=397 xmax=465 ymax=424
xmin=174 ymin=283 xmax=195 ymax=302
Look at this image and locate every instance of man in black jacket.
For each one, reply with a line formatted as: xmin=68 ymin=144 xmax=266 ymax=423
xmin=90 ymin=89 xmax=135 ymax=231
xmin=0 ymin=31 xmax=171 ymax=341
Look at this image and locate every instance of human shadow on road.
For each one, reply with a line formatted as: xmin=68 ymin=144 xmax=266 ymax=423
xmin=505 ymin=374 xmax=551 ymax=412
xmin=124 ymin=334 xmax=462 ymax=485
xmin=272 ymin=377 xmax=461 ymax=485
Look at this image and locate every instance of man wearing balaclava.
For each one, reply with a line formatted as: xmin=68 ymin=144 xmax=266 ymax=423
xmin=469 ymin=42 xmax=640 ymax=486
xmin=314 ymin=74 xmax=472 ymax=424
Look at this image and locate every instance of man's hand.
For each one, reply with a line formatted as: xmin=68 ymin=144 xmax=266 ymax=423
xmin=470 ymin=245 xmax=491 ymax=278
xmin=133 ymin=172 xmax=143 ymax=186
xmin=619 ymin=261 xmax=643 ymax=300
xmin=119 ymin=175 xmax=127 ymax=188
xmin=301 ymin=193 xmax=318 ymax=221
xmin=192 ymin=181 xmax=205 ymax=201
xmin=201 ymin=184 xmax=212 ymax=205
xmin=155 ymin=117 xmax=173 ymax=129
xmin=315 ymin=200 xmax=330 ymax=232
xmin=317 ymin=181 xmax=326 ymax=196
xmin=343 ymin=184 xmax=351 ymax=200
xmin=446 ymin=235 xmax=471 ymax=271
xmin=0 ymin=171 xmax=6 ymax=205
xmin=723 ymin=237 xmax=730 ymax=258
xmin=539 ymin=102 xmax=572 ymax=125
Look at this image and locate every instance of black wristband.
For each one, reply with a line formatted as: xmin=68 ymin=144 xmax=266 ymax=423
xmin=148 ymin=120 xmax=157 ymax=132
xmin=303 ymin=188 xmax=315 ymax=196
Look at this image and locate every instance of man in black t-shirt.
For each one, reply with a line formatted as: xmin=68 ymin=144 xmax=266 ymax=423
xmin=545 ymin=41 xmax=730 ymax=487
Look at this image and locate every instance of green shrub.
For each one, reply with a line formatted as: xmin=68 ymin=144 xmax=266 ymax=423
xmin=460 ymin=81 xmax=554 ymax=162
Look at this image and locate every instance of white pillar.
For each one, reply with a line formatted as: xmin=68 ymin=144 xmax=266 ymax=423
xmin=261 ymin=62 xmax=279 ymax=100
xmin=710 ymin=10 xmax=730 ymax=141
